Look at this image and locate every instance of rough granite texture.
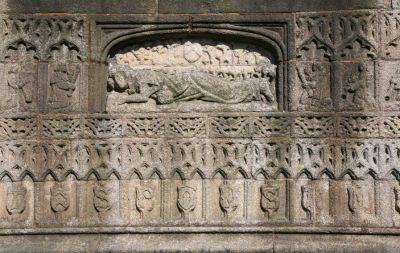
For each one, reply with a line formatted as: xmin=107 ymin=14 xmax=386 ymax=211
xmin=0 ymin=0 xmax=400 ymax=252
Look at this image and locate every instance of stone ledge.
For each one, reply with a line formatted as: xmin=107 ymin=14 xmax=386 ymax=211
xmin=0 ymin=233 xmax=398 ymax=253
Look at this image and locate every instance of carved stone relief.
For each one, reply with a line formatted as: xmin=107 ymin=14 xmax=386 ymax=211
xmin=1 ymin=43 xmax=38 ymax=112
xmin=0 ymin=17 xmax=86 ymax=114
xmin=106 ymin=40 xmax=277 ymax=112
xmin=381 ymin=61 xmax=400 ymax=110
xmin=291 ymin=62 xmax=332 ymax=111
xmin=2 ymin=9 xmax=400 ymax=252
xmin=337 ymin=61 xmax=377 ymax=110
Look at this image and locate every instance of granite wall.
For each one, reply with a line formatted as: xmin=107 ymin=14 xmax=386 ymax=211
xmin=0 ymin=0 xmax=399 ymax=252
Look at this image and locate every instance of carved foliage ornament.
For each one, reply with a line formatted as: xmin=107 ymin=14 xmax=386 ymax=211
xmin=107 ymin=40 xmax=277 ymax=111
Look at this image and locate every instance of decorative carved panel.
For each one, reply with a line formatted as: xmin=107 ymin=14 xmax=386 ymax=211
xmin=106 ymin=39 xmax=277 ymax=112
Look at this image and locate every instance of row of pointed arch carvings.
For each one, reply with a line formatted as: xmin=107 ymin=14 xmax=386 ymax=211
xmin=0 ymin=167 xmax=397 ymax=182
xmin=1 ymin=17 xmax=86 ymax=62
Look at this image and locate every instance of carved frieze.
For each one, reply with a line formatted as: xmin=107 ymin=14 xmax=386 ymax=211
xmin=1 ymin=10 xmax=400 ymax=242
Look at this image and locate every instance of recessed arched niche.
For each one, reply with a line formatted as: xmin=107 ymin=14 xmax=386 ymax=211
xmin=105 ymin=38 xmax=279 ymax=112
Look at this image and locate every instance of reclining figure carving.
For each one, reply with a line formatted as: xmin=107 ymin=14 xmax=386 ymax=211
xmin=107 ymin=64 xmax=276 ymax=105
xmin=106 ymin=40 xmax=277 ymax=110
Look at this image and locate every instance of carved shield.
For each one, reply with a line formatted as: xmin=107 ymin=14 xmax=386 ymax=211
xmin=183 ymin=42 xmax=202 ymax=63
xmin=6 ymin=184 xmax=27 ymax=215
xmin=50 ymin=185 xmax=70 ymax=213
xmin=260 ymin=185 xmax=279 ymax=214
xmin=93 ymin=182 xmax=112 ymax=213
xmin=219 ymin=184 xmax=238 ymax=214
xmin=177 ymin=186 xmax=196 ymax=213
xmin=136 ymin=186 xmax=154 ymax=213
xmin=347 ymin=184 xmax=363 ymax=214
xmin=301 ymin=185 xmax=312 ymax=213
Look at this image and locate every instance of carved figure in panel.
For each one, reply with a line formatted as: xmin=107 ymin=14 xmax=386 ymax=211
xmin=381 ymin=61 xmax=400 ymax=110
xmin=1 ymin=17 xmax=86 ymax=112
xmin=386 ymin=70 xmax=400 ymax=104
xmin=339 ymin=62 xmax=376 ymax=110
xmin=47 ymin=43 xmax=82 ymax=110
xmin=2 ymin=43 xmax=37 ymax=112
xmin=294 ymin=62 xmax=332 ymax=110
xmin=107 ymin=40 xmax=277 ymax=112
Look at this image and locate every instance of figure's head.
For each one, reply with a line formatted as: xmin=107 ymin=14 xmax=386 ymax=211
xmin=390 ymin=74 xmax=400 ymax=91
xmin=107 ymin=64 xmax=131 ymax=92
xmin=54 ymin=64 xmax=68 ymax=74
xmin=257 ymin=64 xmax=276 ymax=79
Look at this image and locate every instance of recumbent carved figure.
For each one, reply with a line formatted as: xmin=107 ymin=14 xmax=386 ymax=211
xmin=106 ymin=40 xmax=277 ymax=110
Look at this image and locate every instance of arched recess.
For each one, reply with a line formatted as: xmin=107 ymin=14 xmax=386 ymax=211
xmin=91 ymin=24 xmax=287 ymax=112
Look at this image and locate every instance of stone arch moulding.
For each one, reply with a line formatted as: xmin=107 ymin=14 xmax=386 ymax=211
xmin=89 ymin=19 xmax=290 ymax=113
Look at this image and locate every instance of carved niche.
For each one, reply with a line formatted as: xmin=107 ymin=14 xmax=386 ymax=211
xmin=106 ymin=39 xmax=277 ymax=112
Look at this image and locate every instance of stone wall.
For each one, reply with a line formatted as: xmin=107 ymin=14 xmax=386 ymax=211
xmin=0 ymin=0 xmax=400 ymax=252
